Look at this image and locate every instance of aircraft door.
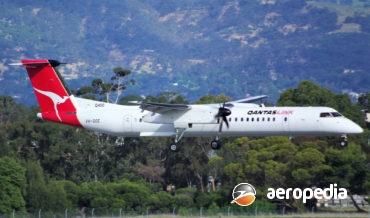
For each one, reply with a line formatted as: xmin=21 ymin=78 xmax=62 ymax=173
xmin=123 ymin=115 xmax=132 ymax=132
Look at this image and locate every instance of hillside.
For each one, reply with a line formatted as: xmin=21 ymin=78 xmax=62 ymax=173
xmin=1 ymin=0 xmax=370 ymax=105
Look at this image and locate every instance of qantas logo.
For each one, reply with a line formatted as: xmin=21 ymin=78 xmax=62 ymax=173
xmin=34 ymin=88 xmax=69 ymax=122
xmin=247 ymin=110 xmax=294 ymax=115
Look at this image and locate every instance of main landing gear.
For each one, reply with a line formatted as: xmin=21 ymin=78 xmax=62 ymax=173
xmin=169 ymin=143 xmax=181 ymax=152
xmin=210 ymin=136 xmax=222 ymax=150
xmin=169 ymin=103 xmax=231 ymax=152
xmin=169 ymin=128 xmax=185 ymax=152
xmin=169 ymin=129 xmax=223 ymax=152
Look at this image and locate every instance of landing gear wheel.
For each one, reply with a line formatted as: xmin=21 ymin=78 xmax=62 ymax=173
xmin=169 ymin=143 xmax=181 ymax=152
xmin=210 ymin=140 xmax=222 ymax=150
xmin=340 ymin=135 xmax=348 ymax=147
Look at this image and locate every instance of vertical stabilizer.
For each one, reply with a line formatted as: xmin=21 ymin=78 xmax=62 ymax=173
xmin=21 ymin=59 xmax=82 ymax=127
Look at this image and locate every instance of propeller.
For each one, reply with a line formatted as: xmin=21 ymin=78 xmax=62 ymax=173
xmin=215 ymin=102 xmax=232 ymax=134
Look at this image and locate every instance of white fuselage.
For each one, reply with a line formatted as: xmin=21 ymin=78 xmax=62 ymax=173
xmin=66 ymin=96 xmax=363 ymax=138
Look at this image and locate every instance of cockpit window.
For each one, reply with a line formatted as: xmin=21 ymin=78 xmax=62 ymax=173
xmin=320 ymin=112 xmax=331 ymax=117
xmin=331 ymin=112 xmax=342 ymax=117
xmin=320 ymin=112 xmax=343 ymax=117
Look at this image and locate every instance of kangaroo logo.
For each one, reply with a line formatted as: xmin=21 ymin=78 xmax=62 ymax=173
xmin=34 ymin=88 xmax=69 ymax=122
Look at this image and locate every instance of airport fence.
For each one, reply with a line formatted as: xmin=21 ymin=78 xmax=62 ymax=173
xmin=2 ymin=206 xmax=370 ymax=218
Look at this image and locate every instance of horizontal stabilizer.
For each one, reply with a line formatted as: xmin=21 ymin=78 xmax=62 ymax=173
xmin=231 ymin=95 xmax=268 ymax=103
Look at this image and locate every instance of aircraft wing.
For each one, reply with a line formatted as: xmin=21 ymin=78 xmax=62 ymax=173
xmin=140 ymin=102 xmax=191 ymax=114
xmin=138 ymin=95 xmax=267 ymax=113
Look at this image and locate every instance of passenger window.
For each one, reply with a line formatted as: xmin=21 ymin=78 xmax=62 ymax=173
xmin=241 ymin=118 xmax=244 ymax=122
xmin=235 ymin=117 xmax=238 ymax=122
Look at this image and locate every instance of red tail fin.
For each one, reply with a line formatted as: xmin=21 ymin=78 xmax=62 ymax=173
xmin=21 ymin=59 xmax=82 ymax=127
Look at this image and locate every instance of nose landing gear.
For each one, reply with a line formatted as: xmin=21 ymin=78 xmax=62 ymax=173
xmin=340 ymin=134 xmax=348 ymax=147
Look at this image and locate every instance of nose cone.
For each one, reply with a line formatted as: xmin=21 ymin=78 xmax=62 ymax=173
xmin=347 ymin=120 xmax=363 ymax=134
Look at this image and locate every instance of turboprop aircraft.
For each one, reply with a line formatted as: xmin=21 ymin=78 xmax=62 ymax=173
xmin=13 ymin=59 xmax=363 ymax=152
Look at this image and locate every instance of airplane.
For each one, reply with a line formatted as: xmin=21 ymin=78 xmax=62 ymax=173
xmin=13 ymin=59 xmax=363 ymax=152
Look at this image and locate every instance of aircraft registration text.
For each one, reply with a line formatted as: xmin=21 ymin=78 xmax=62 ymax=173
xmin=85 ymin=119 xmax=100 ymax=124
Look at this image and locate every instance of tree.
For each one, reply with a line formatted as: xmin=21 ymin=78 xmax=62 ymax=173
xmin=207 ymin=156 xmax=224 ymax=191
xmin=44 ymin=180 xmax=69 ymax=212
xmin=75 ymin=67 xmax=135 ymax=103
xmin=112 ymin=67 xmax=136 ymax=104
xmin=146 ymin=91 xmax=189 ymax=104
xmin=277 ymin=80 xmax=335 ymax=106
xmin=223 ymin=136 xmax=297 ymax=188
xmin=195 ymin=191 xmax=222 ymax=209
xmin=148 ymin=191 xmax=173 ymax=212
xmin=291 ymin=148 xmax=331 ymax=187
xmin=194 ymin=94 xmax=232 ymax=104
xmin=358 ymin=92 xmax=370 ymax=129
xmin=277 ymin=80 xmax=366 ymax=127
xmin=0 ymin=157 xmax=26 ymax=213
xmin=0 ymin=96 xmax=29 ymax=124
xmin=324 ymin=144 xmax=368 ymax=193
xmin=24 ymin=161 xmax=47 ymax=212
xmin=358 ymin=92 xmax=370 ymax=113
xmin=134 ymin=163 xmax=165 ymax=185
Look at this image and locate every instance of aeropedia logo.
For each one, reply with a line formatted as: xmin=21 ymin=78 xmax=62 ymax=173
xmin=231 ymin=183 xmax=347 ymax=206
xmin=231 ymin=183 xmax=256 ymax=206
xmin=267 ymin=184 xmax=347 ymax=203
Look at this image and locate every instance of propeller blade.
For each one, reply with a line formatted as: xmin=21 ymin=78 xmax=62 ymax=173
xmin=216 ymin=102 xmax=231 ymax=134
xmin=217 ymin=107 xmax=231 ymax=117
xmin=218 ymin=119 xmax=223 ymax=134
xmin=223 ymin=116 xmax=229 ymax=128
